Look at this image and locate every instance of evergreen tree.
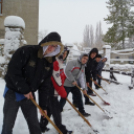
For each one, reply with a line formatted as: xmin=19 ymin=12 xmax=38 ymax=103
xmin=103 ymin=0 xmax=134 ymax=49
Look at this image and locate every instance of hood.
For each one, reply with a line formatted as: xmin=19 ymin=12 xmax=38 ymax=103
xmin=78 ymin=53 xmax=89 ymax=65
xmin=38 ymin=32 xmax=64 ymax=58
xmin=88 ymin=48 xmax=98 ymax=59
xmin=58 ymin=45 xmax=70 ymax=61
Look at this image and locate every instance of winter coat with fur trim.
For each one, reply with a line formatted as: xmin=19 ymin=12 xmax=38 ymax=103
xmin=4 ymin=45 xmax=55 ymax=109
xmin=5 ymin=32 xmax=64 ymax=110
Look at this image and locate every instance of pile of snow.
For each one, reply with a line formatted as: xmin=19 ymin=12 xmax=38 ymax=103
xmin=4 ymin=16 xmax=25 ymax=29
xmin=3 ymin=16 xmax=25 ymax=59
xmin=0 ymin=73 xmax=134 ymax=134
xmin=103 ymin=45 xmax=111 ymax=49
xmin=112 ymin=48 xmax=134 ymax=53
xmin=110 ymin=64 xmax=134 ymax=70
xmin=71 ymin=45 xmax=81 ymax=56
xmin=4 ymin=27 xmax=22 ymax=58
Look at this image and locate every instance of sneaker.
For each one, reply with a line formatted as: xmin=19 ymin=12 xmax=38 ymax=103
xmin=40 ymin=126 xmax=50 ymax=133
xmin=81 ymin=111 xmax=91 ymax=117
xmin=67 ymin=131 xmax=73 ymax=134
xmin=85 ymin=101 xmax=95 ymax=106
xmin=40 ymin=116 xmax=50 ymax=133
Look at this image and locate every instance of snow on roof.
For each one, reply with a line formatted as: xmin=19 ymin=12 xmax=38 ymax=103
xmin=0 ymin=39 xmax=4 ymax=44
xmin=4 ymin=16 xmax=25 ymax=29
xmin=65 ymin=43 xmax=73 ymax=47
xmin=110 ymin=64 xmax=134 ymax=69
xmin=112 ymin=48 xmax=134 ymax=53
xmin=103 ymin=45 xmax=111 ymax=49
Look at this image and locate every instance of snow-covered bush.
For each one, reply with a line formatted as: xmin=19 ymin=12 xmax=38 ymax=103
xmin=0 ymin=16 xmax=25 ymax=78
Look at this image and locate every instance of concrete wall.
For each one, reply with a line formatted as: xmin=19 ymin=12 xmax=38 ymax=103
xmin=0 ymin=0 xmax=39 ymax=45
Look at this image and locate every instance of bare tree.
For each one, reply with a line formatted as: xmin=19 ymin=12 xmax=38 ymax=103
xmin=94 ymin=21 xmax=104 ymax=50
xmin=83 ymin=24 xmax=95 ymax=48
xmin=83 ymin=25 xmax=90 ymax=47
xmin=89 ymin=25 xmax=94 ymax=47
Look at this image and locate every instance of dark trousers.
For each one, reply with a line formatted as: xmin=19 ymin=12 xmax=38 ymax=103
xmin=84 ymin=79 xmax=93 ymax=102
xmin=95 ymin=76 xmax=101 ymax=89
xmin=1 ymin=89 xmax=41 ymax=134
xmin=40 ymin=96 xmax=68 ymax=134
xmin=60 ymin=86 xmax=84 ymax=113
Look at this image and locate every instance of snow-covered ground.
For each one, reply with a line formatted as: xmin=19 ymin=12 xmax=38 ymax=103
xmin=0 ymin=73 xmax=134 ymax=134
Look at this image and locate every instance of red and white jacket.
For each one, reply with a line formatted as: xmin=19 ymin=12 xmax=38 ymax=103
xmin=51 ymin=57 xmax=67 ymax=98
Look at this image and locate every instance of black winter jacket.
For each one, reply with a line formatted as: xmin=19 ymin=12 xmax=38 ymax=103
xmin=85 ymin=48 xmax=98 ymax=82
xmin=5 ymin=45 xmax=54 ymax=110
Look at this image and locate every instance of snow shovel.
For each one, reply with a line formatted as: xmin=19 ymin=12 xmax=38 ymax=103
xmin=30 ymin=98 xmax=63 ymax=134
xmin=88 ymin=85 xmax=110 ymax=105
xmin=97 ymin=74 xmax=110 ymax=84
xmin=90 ymin=78 xmax=108 ymax=94
xmin=66 ymin=98 xmax=99 ymax=134
xmin=76 ymin=85 xmax=113 ymax=119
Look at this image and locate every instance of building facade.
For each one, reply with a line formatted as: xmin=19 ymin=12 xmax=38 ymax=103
xmin=0 ymin=0 xmax=39 ymax=45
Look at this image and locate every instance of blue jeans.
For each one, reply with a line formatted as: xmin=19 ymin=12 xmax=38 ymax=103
xmin=60 ymin=86 xmax=84 ymax=113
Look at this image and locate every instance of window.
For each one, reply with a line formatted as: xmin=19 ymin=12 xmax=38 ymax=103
xmin=0 ymin=0 xmax=3 ymax=14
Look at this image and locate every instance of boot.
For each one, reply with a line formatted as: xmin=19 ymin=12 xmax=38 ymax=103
xmin=80 ymin=111 xmax=91 ymax=117
xmin=85 ymin=100 xmax=95 ymax=106
xmin=67 ymin=131 xmax=73 ymax=134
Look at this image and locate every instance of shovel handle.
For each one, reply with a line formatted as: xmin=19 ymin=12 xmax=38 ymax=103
xmin=66 ymin=98 xmax=92 ymax=127
xmin=30 ymin=98 xmax=63 ymax=134
xmin=97 ymin=74 xmax=110 ymax=84
xmin=88 ymin=86 xmax=105 ymax=102
xmin=76 ymin=85 xmax=105 ymax=113
xmin=90 ymin=78 xmax=108 ymax=93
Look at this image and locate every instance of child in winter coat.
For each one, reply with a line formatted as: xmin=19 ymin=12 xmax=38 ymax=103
xmin=60 ymin=53 xmax=91 ymax=117
xmin=96 ymin=56 xmax=107 ymax=89
xmin=84 ymin=48 xmax=98 ymax=105
xmin=1 ymin=32 xmax=64 ymax=134
xmin=40 ymin=47 xmax=73 ymax=134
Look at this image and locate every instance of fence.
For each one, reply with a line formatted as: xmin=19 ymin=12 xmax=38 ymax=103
xmin=102 ymin=67 xmax=134 ymax=89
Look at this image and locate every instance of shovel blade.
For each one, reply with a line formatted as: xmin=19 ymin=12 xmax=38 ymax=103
xmin=104 ymin=101 xmax=110 ymax=105
xmin=103 ymin=109 xmax=113 ymax=119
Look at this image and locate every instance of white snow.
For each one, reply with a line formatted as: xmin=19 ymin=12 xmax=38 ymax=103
xmin=0 ymin=57 xmax=6 ymax=64
xmin=23 ymin=40 xmax=27 ymax=45
xmin=0 ymin=73 xmax=134 ymax=134
xmin=109 ymin=64 xmax=134 ymax=70
xmin=103 ymin=45 xmax=111 ymax=49
xmin=0 ymin=39 xmax=4 ymax=44
xmin=4 ymin=27 xmax=23 ymax=59
xmin=4 ymin=16 xmax=25 ymax=29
